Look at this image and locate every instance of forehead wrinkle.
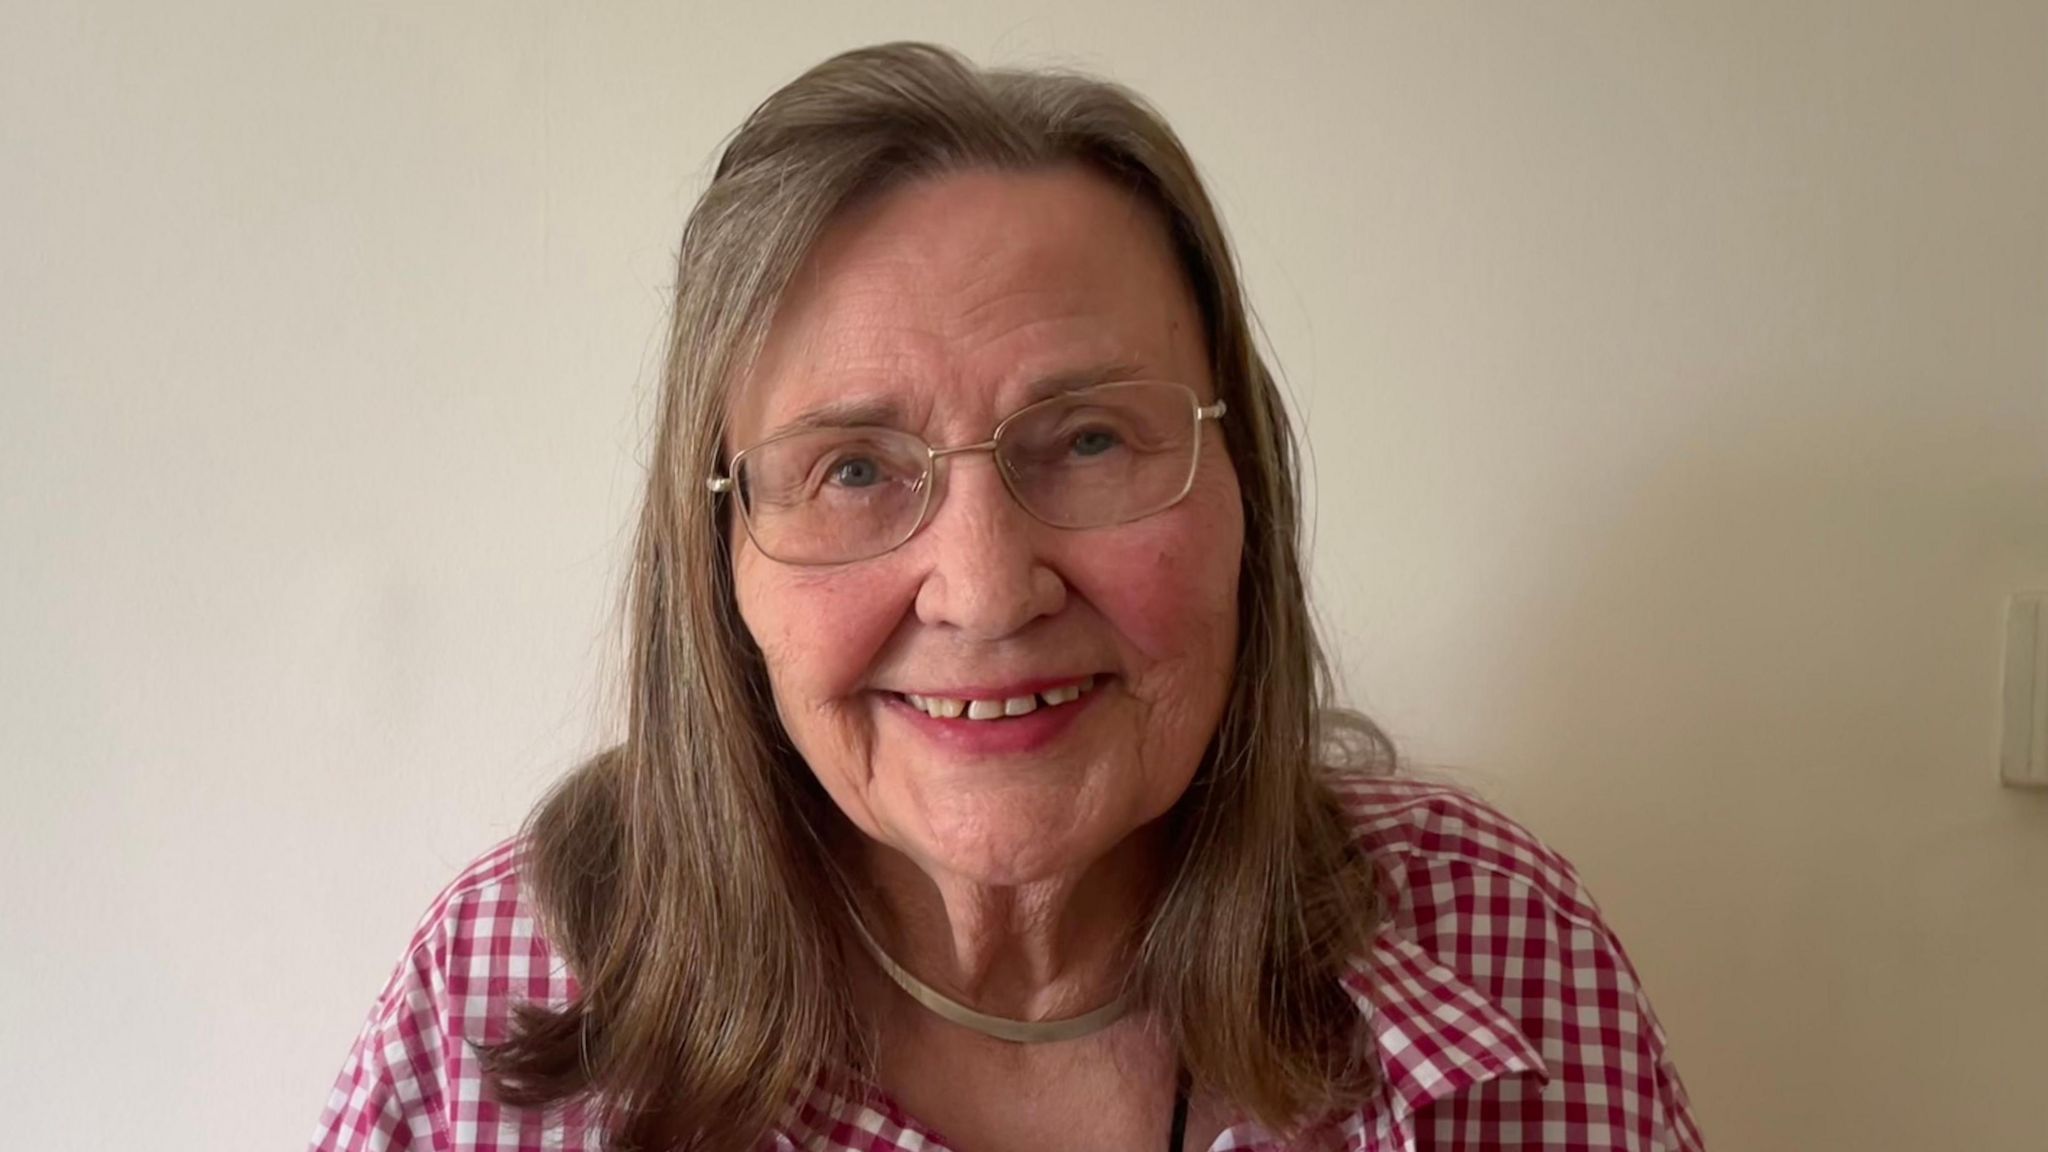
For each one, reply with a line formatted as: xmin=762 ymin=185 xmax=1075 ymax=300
xmin=736 ymin=308 xmax=939 ymax=446
xmin=758 ymin=357 xmax=1156 ymax=448
xmin=735 ymin=169 xmax=1207 ymax=448
xmin=729 ymin=215 xmax=948 ymax=442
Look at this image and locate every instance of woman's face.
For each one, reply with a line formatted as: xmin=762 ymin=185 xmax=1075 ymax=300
xmin=727 ymin=166 xmax=1243 ymax=888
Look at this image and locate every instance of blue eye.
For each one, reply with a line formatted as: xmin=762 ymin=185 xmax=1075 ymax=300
xmin=1071 ymin=429 xmax=1121 ymax=457
xmin=829 ymin=457 xmax=882 ymax=487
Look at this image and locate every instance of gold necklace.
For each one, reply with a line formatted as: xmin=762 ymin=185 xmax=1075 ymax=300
xmin=844 ymin=903 xmax=1138 ymax=1044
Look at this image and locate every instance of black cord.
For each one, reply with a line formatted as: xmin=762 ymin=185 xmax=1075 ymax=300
xmin=1167 ymin=1065 xmax=1190 ymax=1152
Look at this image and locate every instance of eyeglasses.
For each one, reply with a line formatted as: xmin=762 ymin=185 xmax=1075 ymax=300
xmin=708 ymin=380 xmax=1226 ymax=565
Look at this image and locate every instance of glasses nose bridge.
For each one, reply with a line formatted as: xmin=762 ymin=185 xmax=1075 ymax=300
xmin=927 ymin=435 xmax=1001 ymax=465
xmin=920 ymin=435 xmax=1029 ymax=527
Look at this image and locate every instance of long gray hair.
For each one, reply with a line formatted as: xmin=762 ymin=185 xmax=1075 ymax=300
xmin=480 ymin=41 xmax=1396 ymax=1151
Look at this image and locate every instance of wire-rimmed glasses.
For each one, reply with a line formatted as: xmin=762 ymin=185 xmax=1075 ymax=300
xmin=708 ymin=380 xmax=1227 ymax=565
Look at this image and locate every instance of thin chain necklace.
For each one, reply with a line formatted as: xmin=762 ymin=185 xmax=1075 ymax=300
xmin=844 ymin=901 xmax=1138 ymax=1044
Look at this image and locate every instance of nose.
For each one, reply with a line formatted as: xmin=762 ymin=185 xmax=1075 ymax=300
xmin=910 ymin=450 xmax=1066 ymax=639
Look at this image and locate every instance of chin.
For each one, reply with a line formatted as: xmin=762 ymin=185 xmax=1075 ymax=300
xmin=895 ymin=781 xmax=1152 ymax=888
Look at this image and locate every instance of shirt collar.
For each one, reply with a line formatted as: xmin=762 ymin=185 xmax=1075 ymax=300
xmin=1348 ymin=930 xmax=1550 ymax=1124
xmin=1146 ymin=928 xmax=1550 ymax=1152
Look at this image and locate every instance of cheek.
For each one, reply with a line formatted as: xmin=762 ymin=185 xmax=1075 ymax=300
xmin=1069 ymin=468 xmax=1244 ymax=676
xmin=1080 ymin=542 xmax=1234 ymax=663
xmin=734 ymin=553 xmax=909 ymax=704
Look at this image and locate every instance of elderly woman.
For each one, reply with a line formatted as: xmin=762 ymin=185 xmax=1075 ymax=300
xmin=312 ymin=42 xmax=1701 ymax=1152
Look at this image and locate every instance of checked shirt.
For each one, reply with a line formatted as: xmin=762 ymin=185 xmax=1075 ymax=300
xmin=310 ymin=774 xmax=1704 ymax=1151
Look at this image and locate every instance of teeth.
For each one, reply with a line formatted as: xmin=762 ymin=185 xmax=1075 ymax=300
xmin=902 ymin=676 xmax=1101 ymax=721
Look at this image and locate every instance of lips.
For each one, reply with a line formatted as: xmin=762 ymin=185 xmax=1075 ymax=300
xmin=896 ymin=675 xmax=1099 ymax=721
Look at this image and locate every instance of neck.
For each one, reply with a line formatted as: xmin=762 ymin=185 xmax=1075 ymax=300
xmin=846 ymin=823 xmax=1168 ymax=1023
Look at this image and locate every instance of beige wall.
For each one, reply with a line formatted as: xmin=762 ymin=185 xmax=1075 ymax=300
xmin=3 ymin=2 xmax=2043 ymax=1148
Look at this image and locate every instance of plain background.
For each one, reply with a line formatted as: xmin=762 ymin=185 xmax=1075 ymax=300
xmin=4 ymin=2 xmax=2045 ymax=1148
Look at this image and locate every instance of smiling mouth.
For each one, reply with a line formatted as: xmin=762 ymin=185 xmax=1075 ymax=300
xmin=893 ymin=675 xmax=1101 ymax=721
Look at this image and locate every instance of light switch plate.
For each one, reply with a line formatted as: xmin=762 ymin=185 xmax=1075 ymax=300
xmin=2000 ymin=592 xmax=2048 ymax=789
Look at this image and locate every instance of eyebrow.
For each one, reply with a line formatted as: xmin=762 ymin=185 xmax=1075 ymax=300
xmin=758 ymin=360 xmax=1151 ymax=442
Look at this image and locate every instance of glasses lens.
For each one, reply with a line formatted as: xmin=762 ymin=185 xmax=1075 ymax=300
xmin=996 ymin=383 xmax=1203 ymax=529
xmin=734 ymin=429 xmax=929 ymax=563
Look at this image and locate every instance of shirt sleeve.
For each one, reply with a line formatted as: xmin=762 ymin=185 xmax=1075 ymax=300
xmin=306 ymin=841 xmax=598 ymax=1152
xmin=307 ymin=944 xmax=455 ymax=1152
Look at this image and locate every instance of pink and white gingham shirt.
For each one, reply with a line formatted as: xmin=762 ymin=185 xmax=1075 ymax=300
xmin=309 ymin=774 xmax=1704 ymax=1151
